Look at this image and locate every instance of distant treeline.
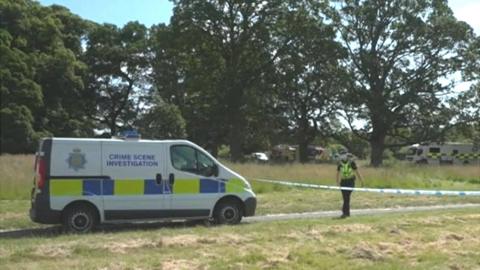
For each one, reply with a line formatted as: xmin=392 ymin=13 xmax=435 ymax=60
xmin=1 ymin=0 xmax=478 ymax=166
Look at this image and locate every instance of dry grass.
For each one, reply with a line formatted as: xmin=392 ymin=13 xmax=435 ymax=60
xmin=0 ymin=154 xmax=478 ymax=199
xmin=225 ymin=161 xmax=480 ymax=191
xmin=0 ymin=155 xmax=34 ymax=199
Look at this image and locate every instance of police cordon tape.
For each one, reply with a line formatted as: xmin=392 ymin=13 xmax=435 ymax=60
xmin=252 ymin=178 xmax=480 ymax=196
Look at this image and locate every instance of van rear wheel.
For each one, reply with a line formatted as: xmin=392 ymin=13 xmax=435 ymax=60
xmin=214 ymin=201 xmax=242 ymax=225
xmin=62 ymin=204 xmax=98 ymax=233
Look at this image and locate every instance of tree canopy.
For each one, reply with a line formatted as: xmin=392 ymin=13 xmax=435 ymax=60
xmin=333 ymin=0 xmax=475 ymax=165
xmin=1 ymin=0 xmax=478 ymax=166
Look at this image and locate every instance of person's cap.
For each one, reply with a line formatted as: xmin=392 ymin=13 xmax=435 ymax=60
xmin=339 ymin=154 xmax=348 ymax=160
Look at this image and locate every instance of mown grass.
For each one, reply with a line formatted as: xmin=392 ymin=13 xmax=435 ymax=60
xmin=3 ymin=189 xmax=480 ymax=231
xmin=1 ymin=208 xmax=480 ymax=269
xmin=1 ymin=155 xmax=479 ymax=268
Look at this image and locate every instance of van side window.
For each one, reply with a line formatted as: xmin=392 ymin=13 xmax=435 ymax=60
xmin=170 ymin=145 xmax=216 ymax=177
xmin=429 ymin=147 xmax=440 ymax=153
xmin=197 ymin=150 xmax=215 ymax=176
xmin=171 ymin=145 xmax=197 ymax=173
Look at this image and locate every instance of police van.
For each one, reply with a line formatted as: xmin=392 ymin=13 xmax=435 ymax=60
xmin=30 ymin=137 xmax=257 ymax=232
xmin=406 ymin=142 xmax=479 ymax=165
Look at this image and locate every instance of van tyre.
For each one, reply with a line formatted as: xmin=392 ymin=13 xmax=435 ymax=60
xmin=214 ymin=201 xmax=242 ymax=225
xmin=62 ymin=204 xmax=98 ymax=233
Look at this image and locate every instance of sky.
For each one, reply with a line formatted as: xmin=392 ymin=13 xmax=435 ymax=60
xmin=38 ymin=0 xmax=479 ymax=34
xmin=38 ymin=0 xmax=174 ymax=27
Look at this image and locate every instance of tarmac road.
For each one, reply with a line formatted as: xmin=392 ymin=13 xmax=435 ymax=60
xmin=244 ymin=203 xmax=480 ymax=222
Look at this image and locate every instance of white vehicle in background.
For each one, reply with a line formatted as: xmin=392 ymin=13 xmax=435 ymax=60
xmin=251 ymin=152 xmax=269 ymax=163
xmin=406 ymin=142 xmax=479 ymax=165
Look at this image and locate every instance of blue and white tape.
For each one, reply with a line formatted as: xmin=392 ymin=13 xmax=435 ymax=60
xmin=253 ymin=178 xmax=480 ymax=196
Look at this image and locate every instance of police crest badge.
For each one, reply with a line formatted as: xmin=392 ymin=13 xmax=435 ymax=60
xmin=67 ymin=148 xmax=87 ymax=171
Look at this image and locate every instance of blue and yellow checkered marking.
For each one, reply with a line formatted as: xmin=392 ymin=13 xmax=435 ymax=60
xmin=144 ymin=179 xmax=164 ymax=194
xmin=50 ymin=178 xmax=246 ymax=196
xmin=83 ymin=179 xmax=101 ymax=196
xmin=102 ymin=179 xmax=114 ymax=195
xmin=200 ymin=179 xmax=220 ymax=193
xmin=427 ymin=152 xmax=480 ymax=159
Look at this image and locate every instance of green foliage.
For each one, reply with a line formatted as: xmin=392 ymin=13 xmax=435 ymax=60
xmin=331 ymin=131 xmax=370 ymax=159
xmin=136 ymin=97 xmax=187 ymax=139
xmin=84 ymin=21 xmax=149 ymax=135
xmin=0 ymin=0 xmax=93 ymax=153
xmin=274 ymin=1 xmax=346 ymax=162
xmin=333 ymin=0 xmax=475 ymax=166
xmin=1 ymin=0 xmax=479 ymax=165
xmin=0 ymin=105 xmax=36 ymax=152
xmin=153 ymin=0 xmax=300 ymax=160
xmin=217 ymin=145 xmax=230 ymax=159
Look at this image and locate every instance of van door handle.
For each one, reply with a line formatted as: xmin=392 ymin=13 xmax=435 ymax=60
xmin=155 ymin=173 xmax=162 ymax=185
xmin=169 ymin=173 xmax=175 ymax=189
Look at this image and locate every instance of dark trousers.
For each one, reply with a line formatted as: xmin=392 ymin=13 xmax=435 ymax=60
xmin=340 ymin=178 xmax=355 ymax=216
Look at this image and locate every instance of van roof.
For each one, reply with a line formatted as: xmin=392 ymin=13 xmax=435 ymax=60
xmin=48 ymin=137 xmax=193 ymax=144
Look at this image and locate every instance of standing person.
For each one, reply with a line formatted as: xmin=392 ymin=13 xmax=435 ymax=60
xmin=336 ymin=154 xmax=364 ymax=218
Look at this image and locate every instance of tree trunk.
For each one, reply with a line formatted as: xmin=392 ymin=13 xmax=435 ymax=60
xmin=299 ymin=140 xmax=309 ymax=163
xmin=225 ymin=80 xmax=244 ymax=162
xmin=110 ymin=120 xmax=117 ymax=137
xmin=229 ymin=126 xmax=243 ymax=162
xmin=369 ymin=92 xmax=388 ymax=167
xmin=297 ymin=106 xmax=313 ymax=163
xmin=369 ymin=137 xmax=385 ymax=167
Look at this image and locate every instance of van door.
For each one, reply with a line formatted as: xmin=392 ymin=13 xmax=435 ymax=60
xmin=166 ymin=144 xmax=219 ymax=218
xmin=101 ymin=141 xmax=168 ymax=221
xmin=49 ymin=139 xmax=103 ymax=212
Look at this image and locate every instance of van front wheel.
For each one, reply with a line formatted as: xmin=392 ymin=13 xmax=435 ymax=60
xmin=214 ymin=201 xmax=242 ymax=225
xmin=62 ymin=204 xmax=98 ymax=233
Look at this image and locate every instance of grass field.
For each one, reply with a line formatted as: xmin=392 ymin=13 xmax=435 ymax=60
xmin=1 ymin=155 xmax=479 ymax=199
xmin=1 ymin=208 xmax=480 ymax=269
xmin=0 ymin=155 xmax=479 ymax=230
xmin=1 ymin=155 xmax=479 ymax=268
xmin=0 ymin=155 xmax=34 ymax=200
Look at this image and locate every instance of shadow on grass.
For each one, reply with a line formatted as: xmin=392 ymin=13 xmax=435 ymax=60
xmin=0 ymin=220 xmax=216 ymax=239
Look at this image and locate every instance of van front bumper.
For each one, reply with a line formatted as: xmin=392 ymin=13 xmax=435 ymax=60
xmin=244 ymin=197 xmax=257 ymax=216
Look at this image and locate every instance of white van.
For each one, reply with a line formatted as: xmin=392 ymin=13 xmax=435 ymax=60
xmin=406 ymin=142 xmax=479 ymax=165
xmin=30 ymin=137 xmax=257 ymax=232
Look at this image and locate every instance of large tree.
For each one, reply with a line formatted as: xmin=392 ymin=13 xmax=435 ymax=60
xmin=276 ymin=1 xmax=345 ymax=162
xmin=1 ymin=0 xmax=92 ymax=153
xmin=135 ymin=95 xmax=187 ymax=140
xmin=84 ymin=22 xmax=149 ymax=135
xmin=450 ymin=35 xmax=480 ymax=147
xmin=162 ymin=0 xmax=292 ymax=160
xmin=149 ymin=22 xmax=229 ymax=155
xmin=334 ymin=0 xmax=474 ymax=166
